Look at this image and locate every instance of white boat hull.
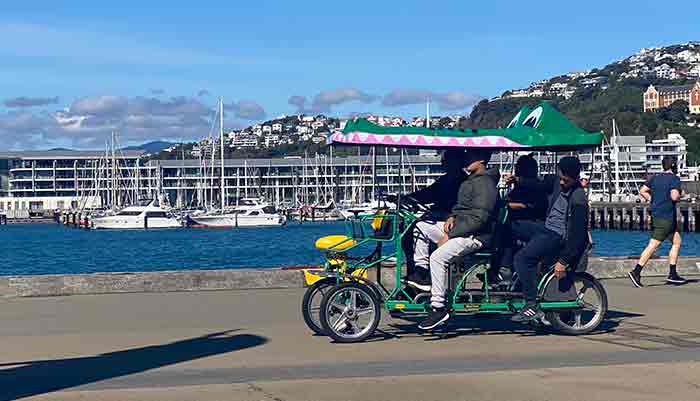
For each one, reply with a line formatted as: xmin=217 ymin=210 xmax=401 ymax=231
xmin=190 ymin=214 xmax=286 ymax=227
xmin=92 ymin=217 xmax=182 ymax=229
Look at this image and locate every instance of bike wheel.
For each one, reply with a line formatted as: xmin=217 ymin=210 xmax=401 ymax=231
xmin=546 ymin=273 xmax=608 ymax=335
xmin=320 ymin=282 xmax=381 ymax=343
xmin=302 ymin=278 xmax=335 ymax=335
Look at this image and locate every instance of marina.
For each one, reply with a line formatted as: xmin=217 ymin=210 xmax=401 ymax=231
xmin=2 ymin=223 xmax=700 ymax=276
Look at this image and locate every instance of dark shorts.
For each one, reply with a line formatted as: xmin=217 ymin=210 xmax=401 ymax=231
xmin=651 ymin=218 xmax=679 ymax=241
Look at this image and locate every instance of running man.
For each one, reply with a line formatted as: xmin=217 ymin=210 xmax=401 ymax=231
xmin=628 ymin=156 xmax=687 ymax=287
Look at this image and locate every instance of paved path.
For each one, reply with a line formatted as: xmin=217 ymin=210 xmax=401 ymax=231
xmin=1 ymin=277 xmax=700 ymax=400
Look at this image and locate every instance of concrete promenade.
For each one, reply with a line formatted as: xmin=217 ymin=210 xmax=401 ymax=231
xmin=1 ymin=277 xmax=700 ymax=400
xmin=2 ymin=256 xmax=699 ymax=297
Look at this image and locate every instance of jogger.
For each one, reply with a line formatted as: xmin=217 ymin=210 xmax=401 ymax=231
xmin=629 ymin=156 xmax=687 ymax=287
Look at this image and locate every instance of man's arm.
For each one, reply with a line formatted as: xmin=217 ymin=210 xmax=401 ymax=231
xmin=670 ymin=176 xmax=682 ymax=202
xmin=639 ymin=184 xmax=651 ymax=202
xmin=510 ymin=174 xmax=557 ymax=195
xmin=409 ymin=176 xmax=443 ymax=204
xmin=558 ymin=192 xmax=589 ymax=268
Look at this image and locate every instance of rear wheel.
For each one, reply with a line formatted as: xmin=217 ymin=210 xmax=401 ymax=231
xmin=301 ymin=279 xmax=335 ymax=335
xmin=546 ymin=273 xmax=608 ymax=335
xmin=320 ymin=282 xmax=381 ymax=343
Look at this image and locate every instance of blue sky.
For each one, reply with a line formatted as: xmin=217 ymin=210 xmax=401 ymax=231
xmin=0 ymin=0 xmax=698 ymax=149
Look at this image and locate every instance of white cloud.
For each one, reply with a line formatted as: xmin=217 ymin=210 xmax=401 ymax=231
xmin=382 ymin=89 xmax=482 ymax=111
xmin=289 ymin=88 xmax=378 ymax=113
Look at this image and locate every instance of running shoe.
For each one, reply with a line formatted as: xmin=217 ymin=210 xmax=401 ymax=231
xmin=628 ymin=269 xmax=644 ymax=288
xmin=402 ymin=269 xmax=431 ymax=292
xmin=666 ymin=272 xmax=688 ymax=285
xmin=418 ymin=308 xmax=450 ymax=330
xmin=511 ymin=302 xmax=544 ymax=323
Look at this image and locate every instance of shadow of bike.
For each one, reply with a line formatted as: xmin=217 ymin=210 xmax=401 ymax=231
xmin=0 ymin=330 xmax=267 ymax=401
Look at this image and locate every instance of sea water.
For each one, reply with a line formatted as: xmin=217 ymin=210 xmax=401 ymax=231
xmin=2 ymin=223 xmax=698 ymax=276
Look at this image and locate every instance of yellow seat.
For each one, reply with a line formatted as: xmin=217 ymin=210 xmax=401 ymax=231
xmin=315 ymin=235 xmax=356 ymax=251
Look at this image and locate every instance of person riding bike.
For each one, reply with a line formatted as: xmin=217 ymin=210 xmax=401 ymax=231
xmin=401 ymin=149 xmax=468 ymax=291
xmin=493 ymin=154 xmax=548 ymax=283
xmin=508 ymin=156 xmax=590 ymax=323
xmin=418 ymin=149 xmax=499 ymax=330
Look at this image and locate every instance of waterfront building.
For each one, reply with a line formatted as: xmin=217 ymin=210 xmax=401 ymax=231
xmin=0 ymin=134 xmax=695 ymax=212
xmin=643 ymin=82 xmax=700 ymax=113
xmin=0 ymin=150 xmax=150 ymax=212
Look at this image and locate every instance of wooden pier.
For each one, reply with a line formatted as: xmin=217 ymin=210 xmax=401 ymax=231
xmin=589 ymin=202 xmax=700 ymax=232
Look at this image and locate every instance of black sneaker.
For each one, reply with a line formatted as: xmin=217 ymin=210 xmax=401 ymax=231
xmin=418 ymin=308 xmax=450 ymax=330
xmin=628 ymin=269 xmax=643 ymax=288
xmin=666 ymin=272 xmax=688 ymax=285
xmin=511 ymin=302 xmax=544 ymax=323
xmin=403 ymin=270 xmax=431 ymax=292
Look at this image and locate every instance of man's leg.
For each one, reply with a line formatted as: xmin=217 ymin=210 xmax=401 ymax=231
xmin=418 ymin=236 xmax=481 ymax=330
xmin=408 ymin=221 xmax=445 ymax=290
xmin=511 ymin=231 xmax=561 ymax=323
xmin=413 ymin=221 xmax=445 ymax=269
xmin=629 ymin=220 xmax=668 ymax=287
xmin=667 ymin=231 xmax=687 ymax=284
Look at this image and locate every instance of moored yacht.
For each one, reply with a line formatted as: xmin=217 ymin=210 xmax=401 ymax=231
xmin=189 ymin=198 xmax=286 ymax=227
xmin=91 ymin=199 xmax=181 ymax=229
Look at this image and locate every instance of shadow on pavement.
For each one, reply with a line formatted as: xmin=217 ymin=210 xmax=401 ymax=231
xmin=365 ymin=309 xmax=645 ymax=342
xmin=645 ymin=278 xmax=699 ymax=287
xmin=0 ymin=330 xmax=267 ymax=401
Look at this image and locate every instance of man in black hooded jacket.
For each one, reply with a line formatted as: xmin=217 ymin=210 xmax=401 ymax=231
xmin=508 ymin=156 xmax=590 ymax=322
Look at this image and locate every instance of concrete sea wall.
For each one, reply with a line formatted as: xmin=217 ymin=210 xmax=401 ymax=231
xmin=1 ymin=257 xmax=699 ymax=298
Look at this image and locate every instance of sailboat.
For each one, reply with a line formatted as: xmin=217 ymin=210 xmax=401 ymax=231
xmin=189 ymin=98 xmax=286 ymax=228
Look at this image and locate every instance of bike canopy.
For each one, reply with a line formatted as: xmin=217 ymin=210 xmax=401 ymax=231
xmin=330 ymin=102 xmax=603 ymax=151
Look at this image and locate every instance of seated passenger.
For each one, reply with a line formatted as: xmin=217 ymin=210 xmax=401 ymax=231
xmin=418 ymin=149 xmax=499 ymax=330
xmin=496 ymin=155 xmax=548 ymax=278
xmin=506 ymin=154 xmax=548 ymax=222
xmin=403 ymin=149 xmax=468 ymax=291
xmin=509 ymin=156 xmax=590 ymax=323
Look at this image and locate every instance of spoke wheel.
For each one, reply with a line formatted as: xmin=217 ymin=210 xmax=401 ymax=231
xmin=320 ymin=282 xmax=381 ymax=343
xmin=546 ymin=273 xmax=608 ymax=335
xmin=301 ymin=279 xmax=335 ymax=335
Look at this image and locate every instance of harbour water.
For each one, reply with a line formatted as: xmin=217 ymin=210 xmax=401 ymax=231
xmin=2 ymin=223 xmax=700 ymax=276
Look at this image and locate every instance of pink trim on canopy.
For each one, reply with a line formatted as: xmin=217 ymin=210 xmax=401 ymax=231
xmin=330 ymin=131 xmax=526 ymax=148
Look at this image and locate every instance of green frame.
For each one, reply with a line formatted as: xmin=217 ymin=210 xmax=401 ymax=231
xmin=321 ymin=203 xmax=581 ymax=317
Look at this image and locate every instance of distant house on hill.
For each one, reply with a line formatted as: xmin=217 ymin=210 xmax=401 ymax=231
xmin=643 ymin=82 xmax=700 ymax=114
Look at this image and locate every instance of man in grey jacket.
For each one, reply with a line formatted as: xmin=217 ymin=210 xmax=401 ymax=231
xmin=419 ymin=149 xmax=499 ymax=330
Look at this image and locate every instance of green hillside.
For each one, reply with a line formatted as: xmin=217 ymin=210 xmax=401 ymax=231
xmin=461 ymin=64 xmax=700 ymax=163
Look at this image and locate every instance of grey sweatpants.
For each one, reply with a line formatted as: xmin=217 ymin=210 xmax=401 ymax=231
xmin=413 ymin=221 xmax=446 ymax=270
xmin=430 ymin=236 xmax=482 ymax=309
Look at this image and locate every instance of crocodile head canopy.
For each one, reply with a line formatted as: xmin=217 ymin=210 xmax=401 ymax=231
xmin=330 ymin=102 xmax=603 ymax=151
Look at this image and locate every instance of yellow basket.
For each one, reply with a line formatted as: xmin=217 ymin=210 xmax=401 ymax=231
xmin=303 ymin=268 xmax=368 ymax=286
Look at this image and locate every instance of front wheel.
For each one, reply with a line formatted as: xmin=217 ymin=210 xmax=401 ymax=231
xmin=545 ymin=272 xmax=608 ymax=335
xmin=319 ymin=282 xmax=381 ymax=343
xmin=301 ymin=278 xmax=336 ymax=335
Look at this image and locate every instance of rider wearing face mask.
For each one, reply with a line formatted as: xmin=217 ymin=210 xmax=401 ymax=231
xmin=402 ymin=149 xmax=468 ymax=291
xmin=418 ymin=148 xmax=500 ymax=330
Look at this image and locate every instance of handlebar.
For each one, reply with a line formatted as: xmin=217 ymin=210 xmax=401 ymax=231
xmin=377 ymin=192 xmax=430 ymax=214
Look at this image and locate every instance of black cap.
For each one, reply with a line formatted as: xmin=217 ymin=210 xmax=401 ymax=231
xmin=464 ymin=148 xmax=492 ymax=165
xmin=558 ymin=156 xmax=581 ymax=179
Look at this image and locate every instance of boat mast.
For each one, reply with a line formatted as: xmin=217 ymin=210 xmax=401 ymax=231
xmin=111 ymin=131 xmax=117 ymax=209
xmin=613 ymin=119 xmax=621 ymax=197
xmin=220 ymin=98 xmax=225 ymax=210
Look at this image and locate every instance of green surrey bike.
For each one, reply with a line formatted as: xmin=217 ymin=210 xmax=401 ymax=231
xmin=301 ymin=102 xmax=608 ymax=343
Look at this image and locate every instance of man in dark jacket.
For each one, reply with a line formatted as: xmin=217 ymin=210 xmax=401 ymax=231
xmin=509 ymin=156 xmax=590 ymax=323
xmin=418 ymin=149 xmax=499 ymax=330
xmin=403 ymin=149 xmax=467 ymax=291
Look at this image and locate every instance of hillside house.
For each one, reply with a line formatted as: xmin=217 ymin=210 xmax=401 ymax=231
xmin=643 ymin=82 xmax=700 ymax=114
